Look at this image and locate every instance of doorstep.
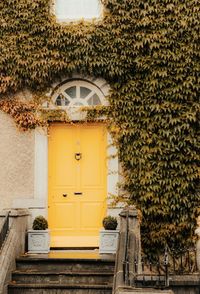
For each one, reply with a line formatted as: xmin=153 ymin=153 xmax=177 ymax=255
xmin=23 ymin=249 xmax=115 ymax=261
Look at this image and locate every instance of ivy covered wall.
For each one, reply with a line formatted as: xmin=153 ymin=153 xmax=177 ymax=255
xmin=0 ymin=0 xmax=199 ymax=252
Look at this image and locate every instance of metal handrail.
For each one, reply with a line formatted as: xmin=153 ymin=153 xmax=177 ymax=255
xmin=0 ymin=212 xmax=10 ymax=250
xmin=133 ymin=245 xmax=198 ymax=289
xmin=114 ymin=207 xmax=197 ymax=293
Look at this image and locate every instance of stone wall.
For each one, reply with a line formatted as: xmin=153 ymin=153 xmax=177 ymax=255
xmin=115 ymin=276 xmax=200 ymax=294
xmin=0 ymin=209 xmax=29 ymax=294
xmin=116 ymin=289 xmax=173 ymax=294
xmin=0 ymin=112 xmax=35 ymax=209
xmin=169 ymin=275 xmax=200 ymax=294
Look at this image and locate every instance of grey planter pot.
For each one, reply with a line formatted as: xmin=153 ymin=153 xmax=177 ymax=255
xmin=28 ymin=229 xmax=50 ymax=253
xmin=99 ymin=229 xmax=119 ymax=254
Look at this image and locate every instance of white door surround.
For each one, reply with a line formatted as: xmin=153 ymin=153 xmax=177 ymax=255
xmin=12 ymin=76 xmax=120 ymax=225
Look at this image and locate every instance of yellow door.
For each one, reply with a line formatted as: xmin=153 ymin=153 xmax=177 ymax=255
xmin=48 ymin=123 xmax=107 ymax=247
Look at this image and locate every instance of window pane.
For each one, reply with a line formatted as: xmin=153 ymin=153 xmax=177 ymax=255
xmin=82 ymin=0 xmax=101 ymax=18
xmin=55 ymin=95 xmax=62 ymax=106
xmin=64 ymin=98 xmax=70 ymax=106
xmin=56 ymin=0 xmax=101 ymax=20
xmin=80 ymin=87 xmax=91 ymax=98
xmin=88 ymin=94 xmax=101 ymax=105
xmin=55 ymin=95 xmax=70 ymax=106
xmin=65 ymin=86 xmax=76 ymax=98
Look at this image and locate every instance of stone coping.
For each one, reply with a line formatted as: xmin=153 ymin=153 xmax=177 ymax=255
xmin=169 ymin=274 xmax=200 ymax=285
xmin=0 ymin=208 xmax=30 ymax=217
xmin=119 ymin=206 xmax=138 ymax=217
xmin=116 ymin=287 xmax=174 ymax=294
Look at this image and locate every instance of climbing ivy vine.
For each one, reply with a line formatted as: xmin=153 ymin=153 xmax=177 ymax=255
xmin=0 ymin=0 xmax=199 ymax=253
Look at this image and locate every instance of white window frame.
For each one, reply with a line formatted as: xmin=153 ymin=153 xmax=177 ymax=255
xmin=43 ymin=77 xmax=109 ymax=120
xmin=52 ymin=80 xmax=105 ymax=107
xmin=53 ymin=0 xmax=103 ymax=22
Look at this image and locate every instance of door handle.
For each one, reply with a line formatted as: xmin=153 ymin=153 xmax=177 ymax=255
xmin=75 ymin=153 xmax=82 ymax=161
xmin=74 ymin=192 xmax=83 ymax=196
xmin=63 ymin=194 xmax=67 ymax=198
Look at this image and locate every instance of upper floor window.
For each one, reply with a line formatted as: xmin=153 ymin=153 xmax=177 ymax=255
xmin=55 ymin=0 xmax=102 ymax=21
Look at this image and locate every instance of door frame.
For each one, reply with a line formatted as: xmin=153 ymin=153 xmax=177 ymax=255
xmin=33 ymin=124 xmax=119 ymax=221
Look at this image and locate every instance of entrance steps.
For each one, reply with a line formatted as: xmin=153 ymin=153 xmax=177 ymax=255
xmin=8 ymin=255 xmax=115 ymax=294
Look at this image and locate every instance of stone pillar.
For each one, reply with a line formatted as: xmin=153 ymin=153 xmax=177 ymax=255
xmin=113 ymin=206 xmax=141 ymax=294
xmin=195 ymin=216 xmax=200 ymax=271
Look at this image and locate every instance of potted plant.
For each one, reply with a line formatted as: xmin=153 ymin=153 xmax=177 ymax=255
xmin=28 ymin=215 xmax=50 ymax=253
xmin=99 ymin=216 xmax=119 ymax=254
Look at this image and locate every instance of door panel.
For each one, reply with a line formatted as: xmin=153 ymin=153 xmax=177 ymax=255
xmin=53 ymin=203 xmax=76 ymax=229
xmin=48 ymin=123 xmax=107 ymax=247
xmin=80 ymin=202 xmax=105 ymax=229
xmin=80 ymin=127 xmax=104 ymax=187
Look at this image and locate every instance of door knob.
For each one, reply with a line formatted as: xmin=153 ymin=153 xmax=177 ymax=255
xmin=63 ymin=194 xmax=67 ymax=197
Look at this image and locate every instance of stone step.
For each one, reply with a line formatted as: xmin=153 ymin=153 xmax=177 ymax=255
xmin=16 ymin=257 xmax=115 ymax=272
xmin=12 ymin=270 xmax=114 ymax=285
xmin=117 ymin=288 xmax=173 ymax=294
xmin=8 ymin=283 xmax=112 ymax=294
xmin=9 ymin=256 xmax=115 ymax=293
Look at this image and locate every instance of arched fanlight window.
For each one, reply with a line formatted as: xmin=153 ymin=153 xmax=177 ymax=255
xmin=52 ymin=80 xmax=105 ymax=107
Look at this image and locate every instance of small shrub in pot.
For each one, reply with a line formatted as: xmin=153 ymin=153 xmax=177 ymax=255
xmin=28 ymin=215 xmax=49 ymax=253
xmin=102 ymin=216 xmax=118 ymax=230
xmin=32 ymin=215 xmax=48 ymax=230
xmin=100 ymin=216 xmax=119 ymax=254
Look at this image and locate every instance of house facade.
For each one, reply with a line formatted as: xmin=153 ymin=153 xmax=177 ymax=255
xmin=1 ymin=0 xmax=199 ymax=251
xmin=0 ymin=74 xmax=121 ymax=248
xmin=0 ymin=1 xmax=121 ymax=248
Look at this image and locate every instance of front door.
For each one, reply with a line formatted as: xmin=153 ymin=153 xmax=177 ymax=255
xmin=48 ymin=123 xmax=107 ymax=247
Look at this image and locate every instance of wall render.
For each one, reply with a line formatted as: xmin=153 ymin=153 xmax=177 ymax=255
xmin=0 ymin=112 xmax=35 ymax=209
